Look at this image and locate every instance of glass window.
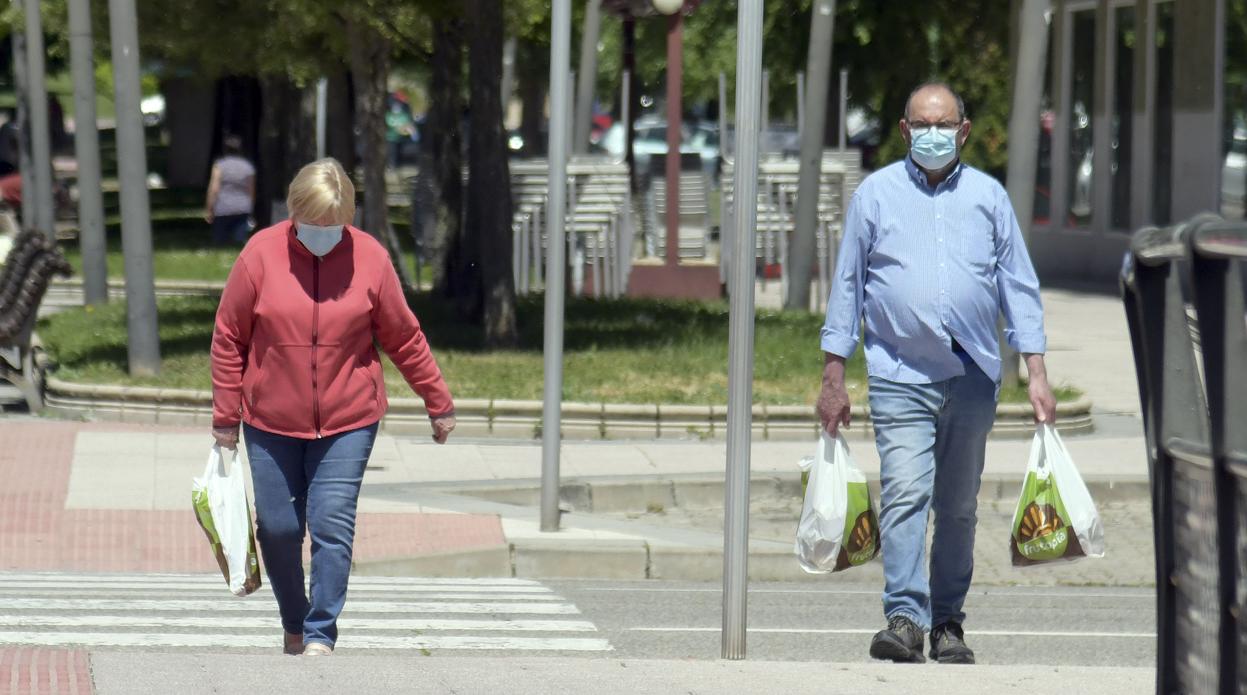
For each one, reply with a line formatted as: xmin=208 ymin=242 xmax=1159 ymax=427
xmin=1153 ymin=1 xmax=1175 ymax=225
xmin=1221 ymin=0 xmax=1247 ymax=220
xmin=1035 ymin=20 xmax=1055 ymax=226
xmin=1068 ymin=9 xmax=1096 ymax=228
xmin=1111 ymin=6 xmax=1135 ymax=231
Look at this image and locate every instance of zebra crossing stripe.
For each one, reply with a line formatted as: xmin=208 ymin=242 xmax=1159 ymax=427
xmin=0 ymin=615 xmax=598 ymax=632
xmin=4 ymin=589 xmax=561 ymax=602
xmin=0 ymin=632 xmax=613 ymax=651
xmin=0 ymin=573 xmax=613 ymax=652
xmin=0 ymin=581 xmax=556 ymax=595
xmin=0 ymin=598 xmax=580 ymax=615
xmin=0 ymin=573 xmax=542 ymax=587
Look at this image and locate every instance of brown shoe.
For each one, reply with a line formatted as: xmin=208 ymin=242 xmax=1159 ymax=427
xmin=302 ymin=642 xmax=333 ymax=656
xmin=283 ymin=631 xmax=303 ymax=656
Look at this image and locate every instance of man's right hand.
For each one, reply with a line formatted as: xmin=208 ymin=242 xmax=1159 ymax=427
xmin=212 ymin=425 xmax=239 ymax=449
xmin=816 ymin=354 xmax=852 ymax=437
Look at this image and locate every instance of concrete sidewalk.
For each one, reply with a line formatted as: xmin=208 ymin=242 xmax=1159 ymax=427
xmin=80 ymin=652 xmax=1152 ymax=695
xmin=6 ymin=413 xmax=1151 ymax=584
xmin=2 ymin=285 xmax=1151 ymax=582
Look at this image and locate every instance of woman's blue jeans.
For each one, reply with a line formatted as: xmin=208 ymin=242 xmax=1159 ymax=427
xmin=243 ymin=422 xmax=378 ymax=649
xmin=867 ymin=360 xmax=998 ymax=632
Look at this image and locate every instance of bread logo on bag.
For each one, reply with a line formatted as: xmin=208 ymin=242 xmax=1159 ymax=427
xmin=1018 ymin=502 xmax=1064 ymax=542
xmin=844 ymin=510 xmax=878 ymax=565
xmin=1011 ymin=499 xmax=1085 ymax=565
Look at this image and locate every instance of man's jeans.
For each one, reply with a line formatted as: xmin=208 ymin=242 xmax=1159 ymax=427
xmin=243 ymin=423 xmax=378 ymax=649
xmin=867 ymin=360 xmax=997 ymax=631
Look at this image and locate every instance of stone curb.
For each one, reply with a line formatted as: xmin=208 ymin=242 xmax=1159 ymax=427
xmin=367 ymin=471 xmax=1148 ymax=582
xmin=43 ymin=376 xmax=1095 ymax=441
xmin=420 ymin=473 xmax=1152 ymax=512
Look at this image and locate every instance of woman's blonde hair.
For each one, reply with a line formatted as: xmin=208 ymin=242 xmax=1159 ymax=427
xmin=286 ymin=158 xmax=356 ymax=225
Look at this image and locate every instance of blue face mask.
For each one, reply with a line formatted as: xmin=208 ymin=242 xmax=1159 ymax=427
xmin=295 ymin=222 xmax=344 ymax=257
xmin=909 ymin=125 xmax=960 ymax=171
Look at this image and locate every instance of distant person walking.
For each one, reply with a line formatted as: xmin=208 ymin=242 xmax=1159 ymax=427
xmin=0 ymin=110 xmax=20 ymax=177
xmin=204 ymin=135 xmax=256 ymax=245
xmin=817 ymin=83 xmax=1057 ymax=665
xmin=210 ymin=158 xmax=457 ymax=656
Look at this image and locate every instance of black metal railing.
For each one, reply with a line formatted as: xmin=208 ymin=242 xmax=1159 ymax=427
xmin=1122 ymin=214 xmax=1247 ymax=695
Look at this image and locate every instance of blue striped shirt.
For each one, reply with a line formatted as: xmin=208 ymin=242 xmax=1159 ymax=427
xmin=820 ymin=158 xmax=1046 ymax=384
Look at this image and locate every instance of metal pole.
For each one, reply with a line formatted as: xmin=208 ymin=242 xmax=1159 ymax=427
xmin=574 ymin=0 xmax=602 ymax=154
xmin=785 ymin=0 xmax=835 ymax=311
xmin=68 ymin=0 xmax=108 ymax=306
xmin=24 ymin=0 xmax=55 ymax=238
xmin=838 ymin=68 xmax=848 ymax=152
xmin=665 ymin=13 xmax=683 ymax=267
xmin=796 ymin=71 xmax=805 ymax=136
xmin=9 ymin=2 xmax=33 ymax=230
xmin=316 ymin=77 xmax=328 ymax=160
xmin=619 ymin=70 xmax=631 ymax=167
xmin=1006 ymin=0 xmax=1049 ymax=249
xmin=760 ymin=70 xmax=769 ymax=153
xmin=718 ymin=72 xmax=730 ymax=161
xmin=541 ymin=0 xmax=572 ymax=533
xmin=108 ymin=0 xmax=161 ymax=376
xmin=1130 ymin=0 xmax=1156 ymax=229
xmin=501 ymin=37 xmax=517 ymax=119
xmin=1001 ymin=0 xmax=1049 ymax=391
xmin=722 ymin=0 xmax=763 ymax=662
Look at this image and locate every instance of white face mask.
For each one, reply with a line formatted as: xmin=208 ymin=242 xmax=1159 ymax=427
xmin=295 ymin=222 xmax=344 ymax=257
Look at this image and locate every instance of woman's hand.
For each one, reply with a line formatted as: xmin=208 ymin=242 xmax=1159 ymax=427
xmin=431 ymin=415 xmax=456 ymax=444
xmin=212 ymin=425 xmax=240 ymax=449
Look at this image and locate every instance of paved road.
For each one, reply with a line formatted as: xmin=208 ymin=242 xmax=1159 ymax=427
xmin=0 ymin=572 xmax=609 ymax=655
xmin=0 ymin=572 xmax=1153 ymax=667
xmin=0 ymin=572 xmax=1157 ymax=693
xmin=547 ymin=579 xmax=1156 ymax=667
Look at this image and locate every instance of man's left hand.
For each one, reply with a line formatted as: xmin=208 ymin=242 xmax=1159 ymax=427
xmin=1022 ymin=353 xmax=1057 ymax=424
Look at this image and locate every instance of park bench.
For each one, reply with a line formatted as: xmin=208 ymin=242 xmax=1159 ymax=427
xmin=0 ymin=229 xmax=73 ymax=410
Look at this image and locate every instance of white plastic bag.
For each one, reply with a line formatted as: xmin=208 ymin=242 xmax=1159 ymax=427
xmin=795 ymin=432 xmax=879 ymax=573
xmin=192 ymin=445 xmax=262 ymax=596
xmin=1009 ymin=424 xmax=1106 ymax=566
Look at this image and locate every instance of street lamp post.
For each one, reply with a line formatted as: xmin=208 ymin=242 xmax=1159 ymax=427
xmin=23 ymin=0 xmax=56 ymax=238
xmin=68 ymin=0 xmax=108 ymax=306
xmin=541 ymin=0 xmax=572 ymax=532
xmin=108 ymin=0 xmax=162 ymax=376
xmin=722 ymin=0 xmax=763 ymax=662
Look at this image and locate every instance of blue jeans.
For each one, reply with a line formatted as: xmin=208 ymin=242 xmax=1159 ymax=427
xmin=867 ymin=359 xmax=997 ymax=631
xmin=243 ymin=422 xmax=378 ymax=649
xmin=211 ymin=213 xmax=250 ymax=245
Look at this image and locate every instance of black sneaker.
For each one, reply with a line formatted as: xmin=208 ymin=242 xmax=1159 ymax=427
xmin=869 ymin=614 xmax=926 ymax=663
xmin=929 ymin=621 xmax=975 ymax=664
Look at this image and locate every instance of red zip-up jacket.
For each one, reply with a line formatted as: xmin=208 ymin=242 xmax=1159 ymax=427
xmin=211 ymin=221 xmax=454 ymax=439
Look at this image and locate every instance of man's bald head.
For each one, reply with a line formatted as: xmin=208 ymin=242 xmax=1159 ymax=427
xmin=904 ymin=83 xmax=965 ymax=123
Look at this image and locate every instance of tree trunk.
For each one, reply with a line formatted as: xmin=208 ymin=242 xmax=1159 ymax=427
xmin=256 ymin=75 xmax=298 ymax=226
xmin=347 ymin=18 xmax=416 ymax=292
xmin=467 ymin=0 xmax=516 ymax=346
xmin=325 ymin=70 xmax=356 ymax=173
xmin=518 ymin=39 xmax=547 ymax=157
xmin=424 ymin=17 xmax=467 ymax=297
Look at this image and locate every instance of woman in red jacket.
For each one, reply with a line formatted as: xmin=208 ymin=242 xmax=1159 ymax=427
xmin=210 ymin=158 xmax=456 ymax=656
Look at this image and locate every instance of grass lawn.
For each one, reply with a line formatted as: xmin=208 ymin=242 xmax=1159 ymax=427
xmin=60 ymin=205 xmax=430 ymax=285
xmin=38 ymin=293 xmax=1077 ymax=407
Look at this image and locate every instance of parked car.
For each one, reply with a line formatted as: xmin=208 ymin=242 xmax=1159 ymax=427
xmin=597 ymin=118 xmax=711 ymax=178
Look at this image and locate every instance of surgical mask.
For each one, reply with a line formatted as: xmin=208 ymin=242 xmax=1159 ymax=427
xmin=909 ymin=125 xmax=960 ymax=171
xmin=295 ymin=222 xmax=344 ymax=257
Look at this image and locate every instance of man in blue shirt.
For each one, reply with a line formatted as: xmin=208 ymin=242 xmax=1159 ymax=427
xmin=817 ymin=83 xmax=1057 ymax=665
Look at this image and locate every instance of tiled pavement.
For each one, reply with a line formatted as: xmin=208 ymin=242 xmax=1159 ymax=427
xmin=0 ymin=648 xmax=91 ymax=695
xmin=0 ymin=421 xmax=507 ymax=574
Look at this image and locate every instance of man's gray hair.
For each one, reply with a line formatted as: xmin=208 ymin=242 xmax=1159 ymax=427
xmin=904 ymin=83 xmax=966 ymax=122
